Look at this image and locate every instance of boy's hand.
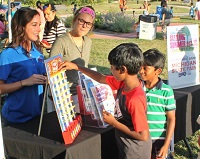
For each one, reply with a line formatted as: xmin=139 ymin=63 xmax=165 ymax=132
xmin=156 ymin=145 xmax=168 ymax=159
xmin=102 ymin=109 xmax=117 ymax=126
xmin=58 ymin=60 xmax=78 ymax=71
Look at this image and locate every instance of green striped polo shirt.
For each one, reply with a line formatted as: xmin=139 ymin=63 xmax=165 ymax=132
xmin=143 ymin=78 xmax=176 ymax=140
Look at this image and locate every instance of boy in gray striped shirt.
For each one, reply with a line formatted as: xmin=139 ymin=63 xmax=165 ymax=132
xmin=139 ymin=48 xmax=176 ymax=159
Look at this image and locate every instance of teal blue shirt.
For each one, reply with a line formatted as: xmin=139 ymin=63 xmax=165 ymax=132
xmin=0 ymin=44 xmax=46 ymax=123
xmin=6 ymin=10 xmax=16 ymax=20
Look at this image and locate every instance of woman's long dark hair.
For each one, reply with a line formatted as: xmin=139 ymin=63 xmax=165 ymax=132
xmin=44 ymin=16 xmax=59 ymax=35
xmin=10 ymin=7 xmax=41 ymax=51
xmin=43 ymin=3 xmax=59 ymax=35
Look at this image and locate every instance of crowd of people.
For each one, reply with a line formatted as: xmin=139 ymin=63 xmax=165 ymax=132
xmin=135 ymin=0 xmax=200 ymax=40
xmin=134 ymin=0 xmax=172 ymax=40
xmin=1 ymin=1 xmax=199 ymax=159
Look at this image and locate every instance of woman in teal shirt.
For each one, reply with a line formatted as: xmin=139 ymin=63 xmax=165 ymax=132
xmin=0 ymin=8 xmax=46 ymax=126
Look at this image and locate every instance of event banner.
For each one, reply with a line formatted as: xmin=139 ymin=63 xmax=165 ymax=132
xmin=167 ymin=24 xmax=199 ymax=89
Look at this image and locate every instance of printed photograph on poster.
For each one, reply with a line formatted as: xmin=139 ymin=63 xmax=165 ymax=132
xmin=167 ymin=24 xmax=199 ymax=89
xmin=45 ymin=54 xmax=62 ymax=78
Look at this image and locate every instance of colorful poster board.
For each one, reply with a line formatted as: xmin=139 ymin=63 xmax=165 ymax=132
xmin=44 ymin=54 xmax=81 ymax=144
xmin=77 ymin=71 xmax=115 ymax=128
xmin=167 ymin=24 xmax=199 ymax=89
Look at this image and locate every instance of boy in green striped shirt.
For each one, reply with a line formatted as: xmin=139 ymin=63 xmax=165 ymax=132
xmin=139 ymin=48 xmax=176 ymax=159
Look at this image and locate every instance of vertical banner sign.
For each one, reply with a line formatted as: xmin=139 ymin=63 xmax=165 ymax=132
xmin=167 ymin=25 xmax=199 ymax=89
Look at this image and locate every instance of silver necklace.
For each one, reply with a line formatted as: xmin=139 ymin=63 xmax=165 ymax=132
xmin=69 ymin=33 xmax=84 ymax=57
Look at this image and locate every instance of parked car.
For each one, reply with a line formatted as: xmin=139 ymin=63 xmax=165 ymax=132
xmin=13 ymin=2 xmax=22 ymax=9
xmin=0 ymin=4 xmax=8 ymax=14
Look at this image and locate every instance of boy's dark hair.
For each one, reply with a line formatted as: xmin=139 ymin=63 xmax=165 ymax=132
xmin=143 ymin=48 xmax=165 ymax=70
xmin=108 ymin=43 xmax=143 ymax=75
xmin=170 ymin=6 xmax=173 ymax=9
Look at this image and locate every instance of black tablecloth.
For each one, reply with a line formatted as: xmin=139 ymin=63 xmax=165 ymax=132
xmin=174 ymin=84 xmax=200 ymax=136
xmin=2 ymin=112 xmax=104 ymax=159
xmin=173 ymin=91 xmax=189 ymax=143
xmin=3 ymin=84 xmax=200 ymax=158
xmin=3 ymin=126 xmax=66 ymax=159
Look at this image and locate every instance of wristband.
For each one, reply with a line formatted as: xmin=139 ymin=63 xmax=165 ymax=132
xmin=20 ymin=81 xmax=23 ymax=87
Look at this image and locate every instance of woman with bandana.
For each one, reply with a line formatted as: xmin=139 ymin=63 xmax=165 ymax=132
xmin=48 ymin=6 xmax=96 ymax=113
xmin=42 ymin=3 xmax=66 ymax=55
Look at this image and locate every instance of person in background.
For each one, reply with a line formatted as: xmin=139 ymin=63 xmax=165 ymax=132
xmin=0 ymin=14 xmax=8 ymax=48
xmin=72 ymin=4 xmax=77 ymax=15
xmin=132 ymin=10 xmax=135 ymax=19
xmin=0 ymin=7 xmax=46 ymax=126
xmin=141 ymin=0 xmax=148 ymax=15
xmin=4 ymin=2 xmax=17 ymax=48
xmin=49 ymin=6 xmax=95 ymax=113
xmin=161 ymin=0 xmax=168 ymax=7
xmin=139 ymin=49 xmax=176 ymax=159
xmin=119 ymin=0 xmax=127 ymax=13
xmin=6 ymin=2 xmax=16 ymax=20
xmin=195 ymin=0 xmax=200 ymax=20
xmin=147 ymin=3 xmax=151 ymax=14
xmin=189 ymin=3 xmax=195 ymax=19
xmin=59 ymin=43 xmax=152 ymax=159
xmin=42 ymin=3 xmax=66 ymax=55
xmin=170 ymin=6 xmax=173 ymax=18
xmin=133 ymin=16 xmax=141 ymax=38
xmin=161 ymin=2 xmax=171 ymax=40
xmin=36 ymin=1 xmax=45 ymax=41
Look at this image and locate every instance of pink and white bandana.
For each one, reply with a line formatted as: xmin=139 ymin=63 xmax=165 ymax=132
xmin=79 ymin=7 xmax=95 ymax=19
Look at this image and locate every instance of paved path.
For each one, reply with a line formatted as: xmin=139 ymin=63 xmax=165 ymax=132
xmin=91 ymin=31 xmax=136 ymax=39
xmin=91 ymin=23 xmax=188 ymax=40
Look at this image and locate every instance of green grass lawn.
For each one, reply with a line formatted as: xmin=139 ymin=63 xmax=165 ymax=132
xmin=90 ymin=37 xmax=168 ymax=75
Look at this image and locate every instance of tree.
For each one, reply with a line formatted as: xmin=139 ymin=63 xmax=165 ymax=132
xmin=24 ymin=0 xmax=38 ymax=8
